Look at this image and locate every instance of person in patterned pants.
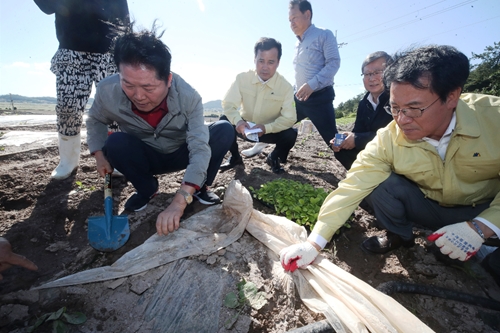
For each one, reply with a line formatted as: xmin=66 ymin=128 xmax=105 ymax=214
xmin=34 ymin=0 xmax=129 ymax=179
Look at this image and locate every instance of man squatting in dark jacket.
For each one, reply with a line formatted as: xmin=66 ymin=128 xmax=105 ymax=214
xmin=332 ymin=51 xmax=394 ymax=170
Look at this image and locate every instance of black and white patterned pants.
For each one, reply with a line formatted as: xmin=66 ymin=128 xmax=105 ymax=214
xmin=50 ymin=49 xmax=118 ymax=136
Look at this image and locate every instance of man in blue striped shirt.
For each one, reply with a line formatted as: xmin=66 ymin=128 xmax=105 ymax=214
xmin=289 ymin=0 xmax=341 ymax=146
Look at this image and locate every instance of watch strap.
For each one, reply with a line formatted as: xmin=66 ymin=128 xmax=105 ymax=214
xmin=176 ymin=189 xmax=193 ymax=204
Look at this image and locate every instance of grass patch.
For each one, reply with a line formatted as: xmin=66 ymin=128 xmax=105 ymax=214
xmin=336 ymin=115 xmax=356 ymax=127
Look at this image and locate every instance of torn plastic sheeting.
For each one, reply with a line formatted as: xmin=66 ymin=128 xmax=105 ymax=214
xmin=246 ymin=209 xmax=435 ymax=333
xmin=143 ymin=259 xmax=231 ymax=333
xmin=34 ymin=180 xmax=252 ymax=290
xmin=35 ymin=179 xmax=434 ymax=333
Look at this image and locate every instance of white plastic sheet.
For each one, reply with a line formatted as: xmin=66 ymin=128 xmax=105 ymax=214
xmin=246 ymin=205 xmax=434 ymax=333
xmin=35 ymin=180 xmax=252 ymax=289
xmin=36 ymin=180 xmax=434 ymax=332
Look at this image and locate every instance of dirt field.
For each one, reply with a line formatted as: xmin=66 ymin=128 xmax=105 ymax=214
xmin=0 ymin=111 xmax=499 ymax=333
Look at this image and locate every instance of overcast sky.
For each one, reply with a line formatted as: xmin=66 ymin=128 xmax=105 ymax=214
xmin=1 ymin=0 xmax=499 ymax=106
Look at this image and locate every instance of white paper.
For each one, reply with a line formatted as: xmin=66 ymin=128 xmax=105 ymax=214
xmin=245 ymin=122 xmax=262 ymax=142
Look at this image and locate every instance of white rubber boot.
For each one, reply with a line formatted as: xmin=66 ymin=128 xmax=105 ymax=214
xmin=241 ymin=142 xmax=268 ymax=158
xmin=51 ymin=133 xmax=81 ymax=180
xmin=112 ymin=169 xmax=124 ymax=177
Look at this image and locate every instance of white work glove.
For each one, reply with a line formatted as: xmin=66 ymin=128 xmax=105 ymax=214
xmin=428 ymin=222 xmax=485 ymax=261
xmin=279 ymin=242 xmax=319 ymax=272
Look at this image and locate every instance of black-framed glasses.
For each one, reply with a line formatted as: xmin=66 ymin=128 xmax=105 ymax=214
xmin=384 ymin=97 xmax=441 ymax=118
xmin=361 ymin=70 xmax=383 ymax=78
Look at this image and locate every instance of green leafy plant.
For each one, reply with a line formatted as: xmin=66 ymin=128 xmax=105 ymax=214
xmin=0 ymin=132 xmax=4 ymax=150
xmin=334 ymin=213 xmax=354 ymax=235
xmin=296 ymin=131 xmax=314 ymax=146
xmin=317 ymin=151 xmax=330 ymax=158
xmin=250 ymin=179 xmax=329 ymax=229
xmin=27 ymin=307 xmax=86 ymax=333
xmin=223 ymin=279 xmax=267 ymax=329
xmin=75 ymin=181 xmax=95 ymax=192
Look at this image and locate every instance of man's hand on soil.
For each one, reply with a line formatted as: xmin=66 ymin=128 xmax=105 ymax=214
xmin=156 ymin=200 xmax=186 ymax=236
xmin=428 ymin=222 xmax=485 ymax=261
xmin=279 ymin=242 xmax=319 ymax=272
xmin=0 ymin=237 xmax=38 ymax=280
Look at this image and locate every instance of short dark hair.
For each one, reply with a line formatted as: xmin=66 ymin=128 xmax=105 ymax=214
xmin=113 ymin=21 xmax=171 ymax=84
xmin=289 ymin=0 xmax=313 ymax=20
xmin=254 ymin=37 xmax=282 ymax=61
xmin=383 ymin=45 xmax=469 ymax=102
xmin=361 ymin=51 xmax=392 ymax=73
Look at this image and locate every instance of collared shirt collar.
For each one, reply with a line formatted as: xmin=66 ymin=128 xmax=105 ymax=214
xmin=252 ymin=70 xmax=278 ymax=89
xmin=367 ymin=93 xmax=380 ymax=110
xmin=257 ymin=75 xmax=269 ymax=84
xmin=297 ymin=24 xmax=315 ymax=42
xmin=422 ymin=112 xmax=456 ymax=160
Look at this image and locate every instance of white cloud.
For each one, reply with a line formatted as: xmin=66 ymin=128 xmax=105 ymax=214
xmin=197 ymin=0 xmax=205 ymax=12
xmin=11 ymin=62 xmax=31 ymax=69
xmin=33 ymin=62 xmax=51 ymax=71
xmin=173 ymin=62 xmax=235 ymax=102
xmin=2 ymin=62 xmax=50 ymax=72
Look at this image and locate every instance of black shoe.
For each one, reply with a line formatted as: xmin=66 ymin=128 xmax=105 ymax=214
xmin=266 ymin=153 xmax=285 ymax=174
xmin=362 ymin=232 xmax=415 ymax=254
xmin=125 ymin=191 xmax=158 ymax=211
xmin=194 ymin=186 xmax=221 ymax=205
xmin=124 ymin=178 xmax=158 ymax=212
xmin=219 ymin=155 xmax=244 ymax=172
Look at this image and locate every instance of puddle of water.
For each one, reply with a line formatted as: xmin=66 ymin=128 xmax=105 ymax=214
xmin=1 ymin=130 xmax=87 ymax=146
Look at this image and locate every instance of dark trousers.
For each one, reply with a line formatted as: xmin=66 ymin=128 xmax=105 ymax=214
xmin=364 ymin=172 xmax=492 ymax=241
xmin=102 ymin=120 xmax=234 ymax=197
xmin=220 ymin=115 xmax=298 ymax=163
xmin=295 ymin=86 xmax=338 ymax=146
xmin=334 ymin=148 xmax=361 ymax=170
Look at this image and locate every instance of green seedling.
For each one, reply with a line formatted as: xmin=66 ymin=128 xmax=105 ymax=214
xmin=27 ymin=307 xmax=86 ymax=333
xmin=75 ymin=181 xmax=95 ymax=192
xmin=223 ymin=279 xmax=267 ymax=329
xmin=334 ymin=213 xmax=355 ymax=235
xmin=297 ymin=131 xmax=313 ymax=146
xmin=317 ymin=151 xmax=330 ymax=158
xmin=250 ymin=179 xmax=329 ymax=229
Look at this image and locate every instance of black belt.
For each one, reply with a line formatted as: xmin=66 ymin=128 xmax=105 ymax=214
xmin=312 ymin=86 xmax=331 ymax=95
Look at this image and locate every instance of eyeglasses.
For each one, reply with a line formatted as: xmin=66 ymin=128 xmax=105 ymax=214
xmin=384 ymin=97 xmax=441 ymax=118
xmin=361 ymin=71 xmax=383 ymax=78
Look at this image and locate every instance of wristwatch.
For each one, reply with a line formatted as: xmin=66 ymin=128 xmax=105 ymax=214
xmin=176 ymin=189 xmax=193 ymax=204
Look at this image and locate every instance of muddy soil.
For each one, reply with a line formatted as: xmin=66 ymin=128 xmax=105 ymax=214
xmin=0 ymin=116 xmax=499 ymax=333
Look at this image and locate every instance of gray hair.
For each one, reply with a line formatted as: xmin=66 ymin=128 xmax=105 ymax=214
xmin=361 ymin=51 xmax=392 ymax=73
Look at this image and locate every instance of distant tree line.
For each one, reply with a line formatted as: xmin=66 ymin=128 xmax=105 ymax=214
xmin=464 ymin=41 xmax=500 ymax=97
xmin=0 ymin=94 xmax=57 ymax=104
xmin=336 ymin=42 xmax=500 ymax=118
xmin=335 ymin=92 xmax=364 ymax=118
